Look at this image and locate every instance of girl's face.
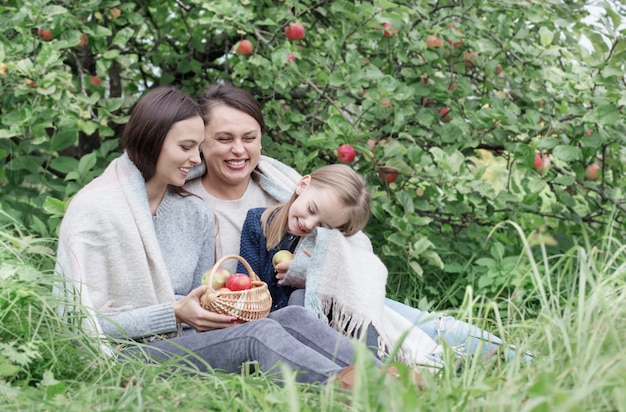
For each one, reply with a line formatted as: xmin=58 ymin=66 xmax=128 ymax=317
xmin=287 ymin=176 xmax=349 ymax=236
xmin=150 ymin=115 xmax=204 ymax=188
xmin=200 ymin=105 xmax=262 ymax=195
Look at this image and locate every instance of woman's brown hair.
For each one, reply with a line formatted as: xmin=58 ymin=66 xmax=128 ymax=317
xmin=200 ymin=83 xmax=266 ymax=134
xmin=122 ymin=86 xmax=203 ymax=183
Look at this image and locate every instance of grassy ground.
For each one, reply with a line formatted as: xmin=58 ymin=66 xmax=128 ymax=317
xmin=1 ymin=218 xmax=625 ymax=411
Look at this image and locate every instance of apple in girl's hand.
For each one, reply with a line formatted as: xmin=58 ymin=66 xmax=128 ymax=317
xmin=272 ymin=250 xmax=294 ymax=272
xmin=202 ymin=267 xmax=231 ymax=289
xmin=225 ymin=274 xmax=252 ymax=291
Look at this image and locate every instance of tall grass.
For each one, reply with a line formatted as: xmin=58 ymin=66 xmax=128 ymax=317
xmin=1 ymin=215 xmax=625 ymax=411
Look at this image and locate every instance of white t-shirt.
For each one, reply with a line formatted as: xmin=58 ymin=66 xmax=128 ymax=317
xmin=185 ymin=178 xmax=277 ymax=273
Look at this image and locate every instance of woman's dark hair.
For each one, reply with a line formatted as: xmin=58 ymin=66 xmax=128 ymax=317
xmin=122 ymin=86 xmax=202 ymax=182
xmin=200 ymin=83 xmax=265 ymax=134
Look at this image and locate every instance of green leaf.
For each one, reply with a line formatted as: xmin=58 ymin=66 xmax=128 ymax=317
xmin=77 ymin=119 xmax=97 ymax=135
xmin=42 ymin=5 xmax=68 ymax=15
xmin=50 ymin=129 xmax=78 ymax=151
xmin=583 ymin=104 xmax=619 ymax=124
xmin=78 ymin=153 xmax=97 ymax=176
xmin=552 ymin=145 xmax=581 ymax=162
xmin=43 ymin=196 xmax=69 ymax=218
xmin=409 ymin=260 xmax=423 ymax=277
xmin=111 ymin=27 xmax=134 ymax=48
xmin=0 ymin=128 xmax=19 ymax=138
xmin=539 ymin=27 xmax=554 ymax=46
xmin=49 ymin=156 xmax=79 ymax=173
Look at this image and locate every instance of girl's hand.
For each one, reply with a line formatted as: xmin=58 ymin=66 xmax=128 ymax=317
xmin=274 ymin=248 xmax=312 ymax=278
xmin=173 ymin=285 xmax=241 ymax=332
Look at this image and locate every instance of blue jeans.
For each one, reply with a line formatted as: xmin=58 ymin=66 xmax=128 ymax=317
xmin=385 ymin=298 xmax=530 ymax=361
xmin=134 ymin=306 xmax=379 ymax=384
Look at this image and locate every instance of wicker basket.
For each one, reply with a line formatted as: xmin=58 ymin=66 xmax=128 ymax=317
xmin=200 ymin=254 xmax=272 ymax=322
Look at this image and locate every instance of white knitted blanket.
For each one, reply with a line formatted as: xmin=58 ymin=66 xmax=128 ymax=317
xmin=289 ymin=228 xmax=443 ymax=369
xmin=55 ymin=153 xmax=175 ymax=334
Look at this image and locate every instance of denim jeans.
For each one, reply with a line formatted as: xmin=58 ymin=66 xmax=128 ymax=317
xmin=384 ymin=298 xmax=528 ymax=361
xmin=138 ymin=305 xmax=377 ymax=384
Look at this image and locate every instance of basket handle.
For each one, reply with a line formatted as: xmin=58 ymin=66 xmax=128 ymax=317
xmin=205 ymin=254 xmax=261 ymax=291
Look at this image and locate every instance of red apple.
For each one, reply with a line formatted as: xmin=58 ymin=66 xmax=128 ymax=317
xmin=216 ymin=287 xmax=231 ymax=293
xmin=382 ymin=23 xmax=397 ymax=37
xmin=236 ymin=40 xmax=253 ymax=55
xmin=337 ymin=144 xmax=356 ymax=163
xmin=585 ymin=163 xmax=600 ymax=180
xmin=38 ymin=29 xmax=53 ymax=41
xmin=91 ymin=76 xmax=101 ymax=85
xmin=439 ymin=107 xmax=452 ymax=122
xmin=426 ymin=35 xmax=444 ymax=48
xmin=379 ymin=167 xmax=399 ymax=184
xmin=463 ymin=52 xmax=479 ymax=67
xmin=534 ymin=154 xmax=550 ymax=174
xmin=495 ymin=65 xmax=503 ymax=75
xmin=285 ymin=22 xmax=305 ymax=41
xmin=226 ymin=274 xmax=253 ymax=291
xmin=382 ymin=100 xmax=393 ymax=109
xmin=111 ymin=7 xmax=121 ymax=18
xmin=445 ymin=23 xmax=464 ymax=48
xmin=586 ymin=129 xmax=593 ymax=136
xmin=286 ymin=52 xmax=296 ymax=64
xmin=448 ymin=82 xmax=457 ymax=92
xmin=77 ymin=33 xmax=88 ymax=47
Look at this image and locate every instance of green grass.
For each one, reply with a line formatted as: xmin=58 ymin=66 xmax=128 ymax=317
xmin=1 ymin=216 xmax=625 ymax=411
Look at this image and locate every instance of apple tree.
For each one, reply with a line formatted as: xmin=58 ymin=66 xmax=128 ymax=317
xmin=1 ymin=0 xmax=624 ymax=309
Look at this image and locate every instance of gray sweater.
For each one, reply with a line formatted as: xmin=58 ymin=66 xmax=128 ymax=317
xmin=55 ymin=153 xmax=215 ymax=341
xmin=98 ymin=191 xmax=216 ymax=339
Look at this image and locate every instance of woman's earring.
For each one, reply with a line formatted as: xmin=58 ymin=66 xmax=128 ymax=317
xmin=259 ymin=145 xmax=263 ymax=150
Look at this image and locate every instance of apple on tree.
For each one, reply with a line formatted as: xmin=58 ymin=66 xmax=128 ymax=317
xmin=378 ymin=167 xmax=399 ymax=184
xmin=77 ymin=33 xmax=88 ymax=47
xmin=337 ymin=144 xmax=356 ymax=163
xmin=463 ymin=52 xmax=479 ymax=67
xmin=225 ymin=274 xmax=253 ymax=291
xmin=38 ymin=29 xmax=53 ymax=41
xmin=382 ymin=23 xmax=397 ymax=37
xmin=445 ymin=23 xmax=464 ymax=48
xmin=426 ymin=35 xmax=444 ymax=48
xmin=285 ymin=22 xmax=305 ymax=41
xmin=439 ymin=107 xmax=452 ymax=122
xmin=585 ymin=163 xmax=600 ymax=180
xmin=236 ymin=40 xmax=253 ymax=55
xmin=534 ymin=153 xmax=551 ymax=174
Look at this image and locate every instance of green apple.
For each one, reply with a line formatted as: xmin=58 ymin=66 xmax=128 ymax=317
xmin=202 ymin=267 xmax=231 ymax=289
xmin=272 ymin=250 xmax=294 ymax=272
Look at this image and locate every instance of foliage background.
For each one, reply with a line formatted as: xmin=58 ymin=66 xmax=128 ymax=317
xmin=1 ymin=0 xmax=625 ymax=313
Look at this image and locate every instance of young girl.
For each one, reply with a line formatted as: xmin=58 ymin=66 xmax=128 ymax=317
xmin=237 ymin=163 xmax=371 ymax=311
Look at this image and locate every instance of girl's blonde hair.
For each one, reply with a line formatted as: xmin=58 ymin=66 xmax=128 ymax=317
xmin=261 ymin=164 xmax=371 ymax=250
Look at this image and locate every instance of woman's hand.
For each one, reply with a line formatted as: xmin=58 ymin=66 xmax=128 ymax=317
xmin=173 ymin=285 xmax=240 ymax=332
